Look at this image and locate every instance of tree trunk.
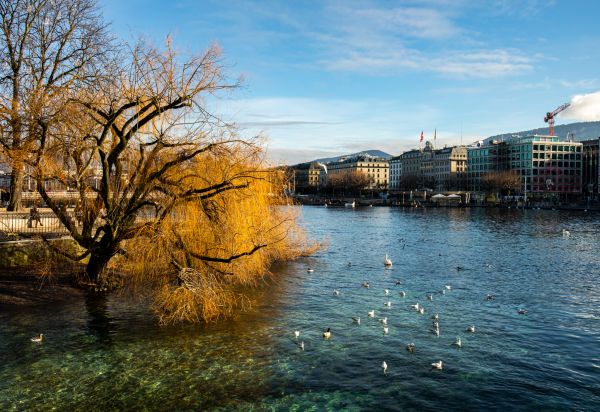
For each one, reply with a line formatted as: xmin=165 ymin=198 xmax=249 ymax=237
xmin=85 ymin=251 xmax=112 ymax=284
xmin=7 ymin=161 xmax=24 ymax=211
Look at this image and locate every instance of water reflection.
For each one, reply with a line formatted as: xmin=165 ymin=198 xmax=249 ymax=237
xmin=84 ymin=293 xmax=114 ymax=346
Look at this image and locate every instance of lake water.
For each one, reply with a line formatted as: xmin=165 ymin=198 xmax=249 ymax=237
xmin=1 ymin=207 xmax=600 ymax=411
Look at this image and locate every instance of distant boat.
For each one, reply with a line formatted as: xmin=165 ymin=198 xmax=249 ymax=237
xmin=344 ymin=201 xmax=356 ymax=208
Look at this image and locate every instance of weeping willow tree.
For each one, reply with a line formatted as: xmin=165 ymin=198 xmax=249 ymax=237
xmin=120 ymin=146 xmax=311 ymax=324
xmin=28 ymin=39 xmax=314 ymax=323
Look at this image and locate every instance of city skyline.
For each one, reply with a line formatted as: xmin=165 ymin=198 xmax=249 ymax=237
xmin=100 ymin=0 xmax=600 ymax=164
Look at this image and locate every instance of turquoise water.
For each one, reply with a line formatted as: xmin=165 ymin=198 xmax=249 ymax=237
xmin=1 ymin=207 xmax=600 ymax=411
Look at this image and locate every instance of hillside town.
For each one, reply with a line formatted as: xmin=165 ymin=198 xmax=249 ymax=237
xmin=287 ymin=133 xmax=599 ymax=207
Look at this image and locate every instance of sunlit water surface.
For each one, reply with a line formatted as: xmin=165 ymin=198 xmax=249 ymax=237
xmin=1 ymin=207 xmax=600 ymax=411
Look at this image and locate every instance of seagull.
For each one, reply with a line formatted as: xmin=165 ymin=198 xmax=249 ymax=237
xmin=517 ymin=309 xmax=528 ymax=315
xmin=411 ymin=303 xmax=420 ymax=310
xmin=323 ymin=328 xmax=332 ymax=339
xmin=418 ymin=307 xmax=425 ymax=315
xmin=307 ymin=268 xmax=314 ymax=273
xmin=395 ymin=280 xmax=402 ymax=285
xmin=368 ymin=310 xmax=375 ymax=318
xmin=427 ymin=294 xmax=433 ymax=301
xmin=384 ymin=301 xmax=392 ymax=308
xmin=299 ymin=341 xmax=305 ymax=351
xmin=485 ymin=294 xmax=494 ymax=300
xmin=399 ymin=291 xmax=406 ymax=297
xmin=294 ymin=331 xmax=300 ymax=339
xmin=433 ymin=327 xmax=440 ymax=336
xmin=383 ymin=326 xmax=389 ymax=335
xmin=431 ymin=314 xmax=439 ymax=320
xmin=453 ymin=337 xmax=462 ymax=348
xmin=381 ymin=361 xmax=388 ymax=374
xmin=384 ymin=254 xmax=393 ymax=267
xmin=456 ymin=266 xmax=464 ymax=271
xmin=466 ymin=325 xmax=475 ymax=333
xmin=445 ymin=285 xmax=452 ymax=290
xmin=431 ymin=360 xmax=443 ymax=370
xmin=562 ymin=229 xmax=571 ymax=237
xmin=379 ymin=317 xmax=388 ymax=325
xmin=432 ymin=321 xmax=439 ymax=329
xmin=30 ymin=333 xmax=44 ymax=343
xmin=441 ymin=289 xmax=446 ymax=295
xmin=352 ymin=317 xmax=361 ymax=325
xmin=362 ymin=282 xmax=370 ymax=289
xmin=333 ymin=289 xmax=341 ymax=296
xmin=406 ymin=343 xmax=415 ymax=353
xmin=384 ymin=289 xmax=390 ymax=296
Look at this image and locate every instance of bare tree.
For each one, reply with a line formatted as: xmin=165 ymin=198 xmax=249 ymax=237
xmin=0 ymin=0 xmax=110 ymax=210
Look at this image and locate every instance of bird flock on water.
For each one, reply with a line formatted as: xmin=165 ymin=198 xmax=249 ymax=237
xmin=295 ymin=252 xmax=532 ymax=375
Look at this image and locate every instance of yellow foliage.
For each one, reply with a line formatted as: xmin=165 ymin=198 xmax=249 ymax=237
xmin=119 ymin=145 xmax=315 ymax=324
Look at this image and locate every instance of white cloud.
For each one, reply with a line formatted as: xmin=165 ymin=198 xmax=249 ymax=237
xmin=561 ymin=91 xmax=600 ymax=121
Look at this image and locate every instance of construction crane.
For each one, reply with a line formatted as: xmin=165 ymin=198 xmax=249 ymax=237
xmin=544 ymin=102 xmax=570 ymax=136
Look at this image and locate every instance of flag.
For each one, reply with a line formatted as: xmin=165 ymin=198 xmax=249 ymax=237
xmin=434 ymin=128 xmax=437 ymax=140
xmin=420 ymin=131 xmax=424 ymax=142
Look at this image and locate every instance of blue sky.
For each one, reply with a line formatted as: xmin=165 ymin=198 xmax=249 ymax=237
xmin=99 ymin=0 xmax=600 ymax=164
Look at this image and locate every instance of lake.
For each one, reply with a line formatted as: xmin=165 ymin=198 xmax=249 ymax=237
xmin=1 ymin=206 xmax=599 ymax=411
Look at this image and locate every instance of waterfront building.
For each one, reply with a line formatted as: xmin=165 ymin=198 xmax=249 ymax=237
xmin=327 ymin=154 xmax=388 ymax=189
xmin=388 ymin=156 xmax=402 ymax=191
xmin=433 ymin=146 xmax=468 ymax=191
xmin=582 ymin=138 xmax=599 ymax=199
xmin=290 ymin=162 xmax=327 ymax=193
xmin=393 ymin=142 xmax=467 ymax=192
xmin=467 ymin=135 xmax=582 ymax=197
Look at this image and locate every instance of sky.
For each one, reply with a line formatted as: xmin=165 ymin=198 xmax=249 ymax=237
xmin=99 ymin=0 xmax=600 ymax=164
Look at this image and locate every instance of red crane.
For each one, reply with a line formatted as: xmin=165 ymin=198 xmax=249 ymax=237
xmin=544 ymin=102 xmax=570 ymax=136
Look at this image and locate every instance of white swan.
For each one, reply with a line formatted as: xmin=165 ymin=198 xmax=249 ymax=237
xmin=466 ymin=325 xmax=475 ymax=333
xmin=431 ymin=360 xmax=443 ymax=370
xmin=323 ymin=328 xmax=332 ymax=339
xmin=30 ymin=333 xmax=44 ymax=343
xmin=382 ymin=361 xmax=388 ymax=374
xmin=384 ymin=254 xmax=393 ymax=267
xmin=368 ymin=310 xmax=375 ymax=318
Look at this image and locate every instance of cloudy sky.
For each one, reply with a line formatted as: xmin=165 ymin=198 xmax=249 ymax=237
xmin=99 ymin=0 xmax=600 ymax=164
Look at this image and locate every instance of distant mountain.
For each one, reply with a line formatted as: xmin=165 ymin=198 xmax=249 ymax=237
xmin=484 ymin=121 xmax=600 ymax=144
xmin=310 ymin=150 xmax=392 ymax=165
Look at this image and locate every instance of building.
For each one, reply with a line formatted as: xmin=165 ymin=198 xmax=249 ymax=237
xmin=582 ymin=138 xmax=599 ymax=199
xmin=327 ymin=154 xmax=388 ymax=189
xmin=393 ymin=142 xmax=467 ymax=192
xmin=433 ymin=146 xmax=468 ymax=191
xmin=290 ymin=162 xmax=327 ymax=193
xmin=467 ymin=135 xmax=582 ymax=197
xmin=388 ymin=156 xmax=402 ymax=191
